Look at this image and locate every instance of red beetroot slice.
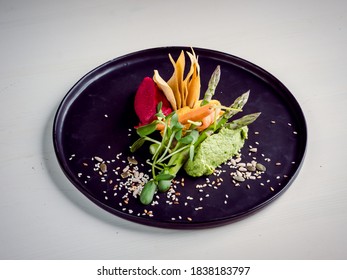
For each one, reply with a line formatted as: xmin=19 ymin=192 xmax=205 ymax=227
xmin=134 ymin=77 xmax=172 ymax=126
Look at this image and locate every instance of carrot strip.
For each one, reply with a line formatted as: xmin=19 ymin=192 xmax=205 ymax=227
xmin=178 ymin=103 xmax=214 ymax=124
xmin=197 ymin=108 xmax=223 ymax=131
xmin=156 ymin=102 xmax=216 ymax=131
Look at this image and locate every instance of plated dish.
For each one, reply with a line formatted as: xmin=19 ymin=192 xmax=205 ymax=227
xmin=53 ymin=47 xmax=307 ymax=228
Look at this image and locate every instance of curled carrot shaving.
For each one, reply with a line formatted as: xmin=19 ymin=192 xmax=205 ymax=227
xmin=197 ymin=107 xmax=223 ymax=131
xmin=156 ymin=100 xmax=221 ymax=131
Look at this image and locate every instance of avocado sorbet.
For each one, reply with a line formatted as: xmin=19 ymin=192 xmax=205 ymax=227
xmin=184 ymin=126 xmax=248 ymax=177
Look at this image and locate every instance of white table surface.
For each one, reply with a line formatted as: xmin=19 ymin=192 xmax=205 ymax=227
xmin=1 ymin=0 xmax=346 ymax=260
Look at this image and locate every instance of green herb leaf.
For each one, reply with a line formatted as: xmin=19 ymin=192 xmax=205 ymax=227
xmin=130 ymin=137 xmax=146 ymax=152
xmin=149 ymin=143 xmax=160 ymax=155
xmin=140 ymin=180 xmax=157 ymax=205
xmin=155 ymin=111 xmax=165 ymax=119
xmin=179 ymin=134 xmax=194 ymax=144
xmin=136 ymin=121 xmax=158 ymax=137
xmin=175 ymin=129 xmax=182 ymax=141
xmin=156 ymin=173 xmax=175 ymax=181
xmin=189 ymin=130 xmax=199 ymax=143
xmin=156 ymin=101 xmax=163 ymax=112
xmin=157 ymin=180 xmax=171 ymax=192
xmin=169 ymin=112 xmax=179 ymax=129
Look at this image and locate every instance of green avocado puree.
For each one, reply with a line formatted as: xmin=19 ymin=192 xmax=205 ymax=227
xmin=184 ymin=126 xmax=248 ymax=177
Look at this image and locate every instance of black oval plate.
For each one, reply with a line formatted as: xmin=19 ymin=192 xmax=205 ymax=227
xmin=53 ymin=47 xmax=307 ymax=229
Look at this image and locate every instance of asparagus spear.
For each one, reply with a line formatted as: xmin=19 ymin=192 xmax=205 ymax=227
xmin=225 ymin=112 xmax=261 ymax=130
xmin=201 ymin=65 xmax=221 ymax=105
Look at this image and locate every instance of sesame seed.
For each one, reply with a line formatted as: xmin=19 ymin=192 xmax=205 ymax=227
xmin=94 ymin=156 xmax=103 ymax=162
xmin=69 ymin=154 xmax=75 ymax=161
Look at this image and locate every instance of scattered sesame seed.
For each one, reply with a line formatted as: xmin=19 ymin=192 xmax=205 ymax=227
xmin=69 ymin=154 xmax=76 ymax=160
xmin=94 ymin=156 xmax=103 ymax=162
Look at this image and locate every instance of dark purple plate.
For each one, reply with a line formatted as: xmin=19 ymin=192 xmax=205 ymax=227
xmin=53 ymin=47 xmax=307 ymax=229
